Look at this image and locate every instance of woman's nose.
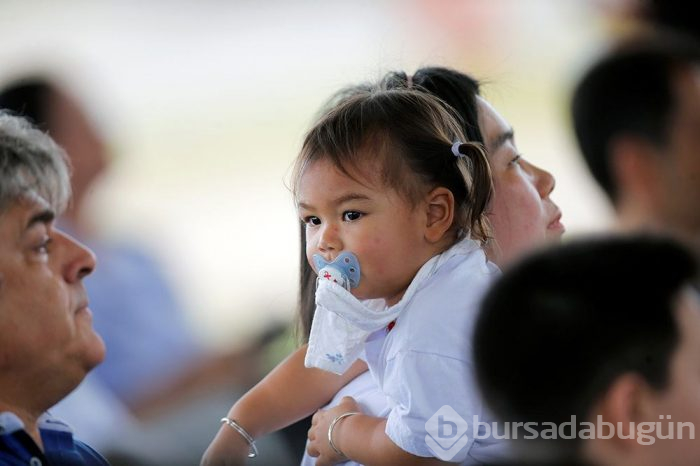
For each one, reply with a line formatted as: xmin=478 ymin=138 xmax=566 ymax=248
xmin=530 ymin=161 xmax=556 ymax=198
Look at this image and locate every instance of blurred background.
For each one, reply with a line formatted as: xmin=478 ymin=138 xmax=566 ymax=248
xmin=0 ymin=0 xmax=652 ymax=464
xmin=0 ymin=0 xmax=629 ymax=345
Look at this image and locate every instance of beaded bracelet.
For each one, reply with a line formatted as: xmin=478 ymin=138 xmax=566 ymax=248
xmin=327 ymin=411 xmax=360 ymax=458
xmin=220 ymin=417 xmax=258 ymax=458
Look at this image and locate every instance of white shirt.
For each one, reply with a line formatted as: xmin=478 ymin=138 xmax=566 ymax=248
xmin=302 ymin=238 xmax=509 ymax=465
xmin=300 ymin=370 xmax=390 ymax=466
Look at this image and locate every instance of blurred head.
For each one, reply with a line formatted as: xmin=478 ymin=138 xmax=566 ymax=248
xmin=644 ymin=0 xmax=700 ymax=42
xmin=474 ymin=235 xmax=700 ymax=465
xmin=0 ymin=112 xmax=104 ymax=413
xmin=571 ymin=33 xmax=700 ymax=240
xmin=0 ymin=77 xmax=108 ymax=220
xmin=293 ymin=88 xmax=491 ymax=305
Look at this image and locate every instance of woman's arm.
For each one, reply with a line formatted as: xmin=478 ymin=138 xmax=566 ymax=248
xmin=307 ymin=397 xmax=454 ymax=466
xmin=201 ymin=344 xmax=367 ymax=466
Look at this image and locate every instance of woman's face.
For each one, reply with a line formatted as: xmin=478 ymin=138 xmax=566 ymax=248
xmin=478 ymin=97 xmax=565 ymax=267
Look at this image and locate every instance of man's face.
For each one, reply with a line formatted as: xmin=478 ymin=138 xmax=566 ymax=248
xmin=644 ymin=289 xmax=700 ymax=464
xmin=0 ymin=195 xmax=105 ymax=407
xmin=657 ymin=66 xmax=700 ymax=238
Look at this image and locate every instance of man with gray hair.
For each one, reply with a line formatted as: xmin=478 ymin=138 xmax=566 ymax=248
xmin=0 ymin=112 xmax=109 ymax=465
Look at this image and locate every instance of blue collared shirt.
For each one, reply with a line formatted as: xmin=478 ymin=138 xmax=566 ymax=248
xmin=0 ymin=412 xmax=109 ymax=466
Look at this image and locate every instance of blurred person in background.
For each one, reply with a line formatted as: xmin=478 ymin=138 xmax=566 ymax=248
xmin=0 ymin=112 xmax=109 ymax=465
xmin=643 ymin=0 xmax=699 ymax=39
xmin=571 ymin=31 xmax=700 ymax=288
xmin=474 ymin=235 xmax=700 ymax=466
xmin=0 ymin=75 xmax=296 ymax=466
xmin=613 ymin=0 xmax=700 ymax=41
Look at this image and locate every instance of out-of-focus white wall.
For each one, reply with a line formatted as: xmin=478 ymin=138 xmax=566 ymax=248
xmin=0 ymin=0 xmax=617 ymax=347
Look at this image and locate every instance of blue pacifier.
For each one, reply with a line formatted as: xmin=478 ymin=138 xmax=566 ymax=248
xmin=313 ymin=251 xmax=361 ymax=289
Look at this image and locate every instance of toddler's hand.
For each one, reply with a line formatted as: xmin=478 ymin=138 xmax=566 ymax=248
xmin=307 ymin=396 xmax=361 ymax=466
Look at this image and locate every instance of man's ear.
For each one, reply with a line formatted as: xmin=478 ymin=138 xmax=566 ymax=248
xmin=424 ymin=187 xmax=455 ymax=243
xmin=611 ymin=137 xmax=664 ymax=208
xmin=592 ymin=373 xmax=658 ymax=446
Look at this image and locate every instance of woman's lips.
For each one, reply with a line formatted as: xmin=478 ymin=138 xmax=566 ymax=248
xmin=548 ymin=212 xmax=565 ymax=233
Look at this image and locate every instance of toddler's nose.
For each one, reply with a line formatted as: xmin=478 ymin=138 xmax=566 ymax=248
xmin=318 ymin=224 xmax=341 ymax=252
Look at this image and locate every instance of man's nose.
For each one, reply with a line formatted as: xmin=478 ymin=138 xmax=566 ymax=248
xmin=57 ymin=231 xmax=96 ymax=282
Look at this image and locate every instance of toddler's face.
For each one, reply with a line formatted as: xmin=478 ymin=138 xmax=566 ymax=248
xmin=296 ymin=157 xmax=431 ymax=306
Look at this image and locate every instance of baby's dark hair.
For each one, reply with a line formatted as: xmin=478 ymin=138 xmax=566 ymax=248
xmin=292 ymin=87 xmax=492 ymax=244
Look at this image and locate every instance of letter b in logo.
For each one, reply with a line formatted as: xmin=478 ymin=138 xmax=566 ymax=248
xmin=425 ymin=405 xmax=469 ymax=461
xmin=439 ymin=415 xmax=458 ymax=438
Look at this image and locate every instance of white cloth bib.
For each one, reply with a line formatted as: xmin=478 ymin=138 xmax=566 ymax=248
xmin=304 ymin=237 xmax=482 ymax=375
xmin=304 ymin=280 xmax=398 ymax=374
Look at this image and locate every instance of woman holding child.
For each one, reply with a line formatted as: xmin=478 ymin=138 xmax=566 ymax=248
xmin=202 ymin=67 xmax=564 ymax=466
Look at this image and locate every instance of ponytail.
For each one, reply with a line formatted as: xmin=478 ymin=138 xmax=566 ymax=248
xmin=452 ymin=142 xmax=492 ymax=243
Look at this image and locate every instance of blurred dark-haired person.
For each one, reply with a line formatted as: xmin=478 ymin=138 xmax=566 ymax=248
xmin=0 ymin=112 xmax=109 ymax=465
xmin=642 ymin=0 xmax=699 ymax=41
xmin=571 ymin=31 xmax=700 ymax=288
xmin=474 ymin=235 xmax=700 ymax=466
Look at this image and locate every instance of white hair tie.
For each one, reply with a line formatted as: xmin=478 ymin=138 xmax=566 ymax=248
xmin=452 ymin=141 xmax=464 ymax=158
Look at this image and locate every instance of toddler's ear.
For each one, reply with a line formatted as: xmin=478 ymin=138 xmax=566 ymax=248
xmin=424 ymin=187 xmax=454 ymax=243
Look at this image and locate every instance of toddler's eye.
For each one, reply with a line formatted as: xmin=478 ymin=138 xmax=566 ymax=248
xmin=34 ymin=236 xmax=52 ymax=257
xmin=343 ymin=211 xmax=363 ymax=221
xmin=304 ymin=216 xmax=321 ymax=226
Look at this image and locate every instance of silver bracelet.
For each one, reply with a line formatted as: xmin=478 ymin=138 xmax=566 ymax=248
xmin=220 ymin=417 xmax=258 ymax=458
xmin=327 ymin=411 xmax=360 ymax=458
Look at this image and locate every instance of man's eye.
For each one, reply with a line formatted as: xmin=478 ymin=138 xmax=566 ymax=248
xmin=343 ymin=211 xmax=363 ymax=221
xmin=304 ymin=216 xmax=321 ymax=226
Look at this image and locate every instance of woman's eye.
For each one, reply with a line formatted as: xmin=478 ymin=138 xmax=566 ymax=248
xmin=343 ymin=211 xmax=363 ymax=221
xmin=304 ymin=216 xmax=321 ymax=226
xmin=510 ymin=154 xmax=522 ymax=166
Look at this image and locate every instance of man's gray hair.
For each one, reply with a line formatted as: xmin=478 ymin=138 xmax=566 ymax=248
xmin=0 ymin=111 xmax=71 ymax=214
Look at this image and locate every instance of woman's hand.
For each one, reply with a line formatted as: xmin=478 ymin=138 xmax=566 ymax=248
xmin=307 ymin=396 xmax=361 ymax=466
